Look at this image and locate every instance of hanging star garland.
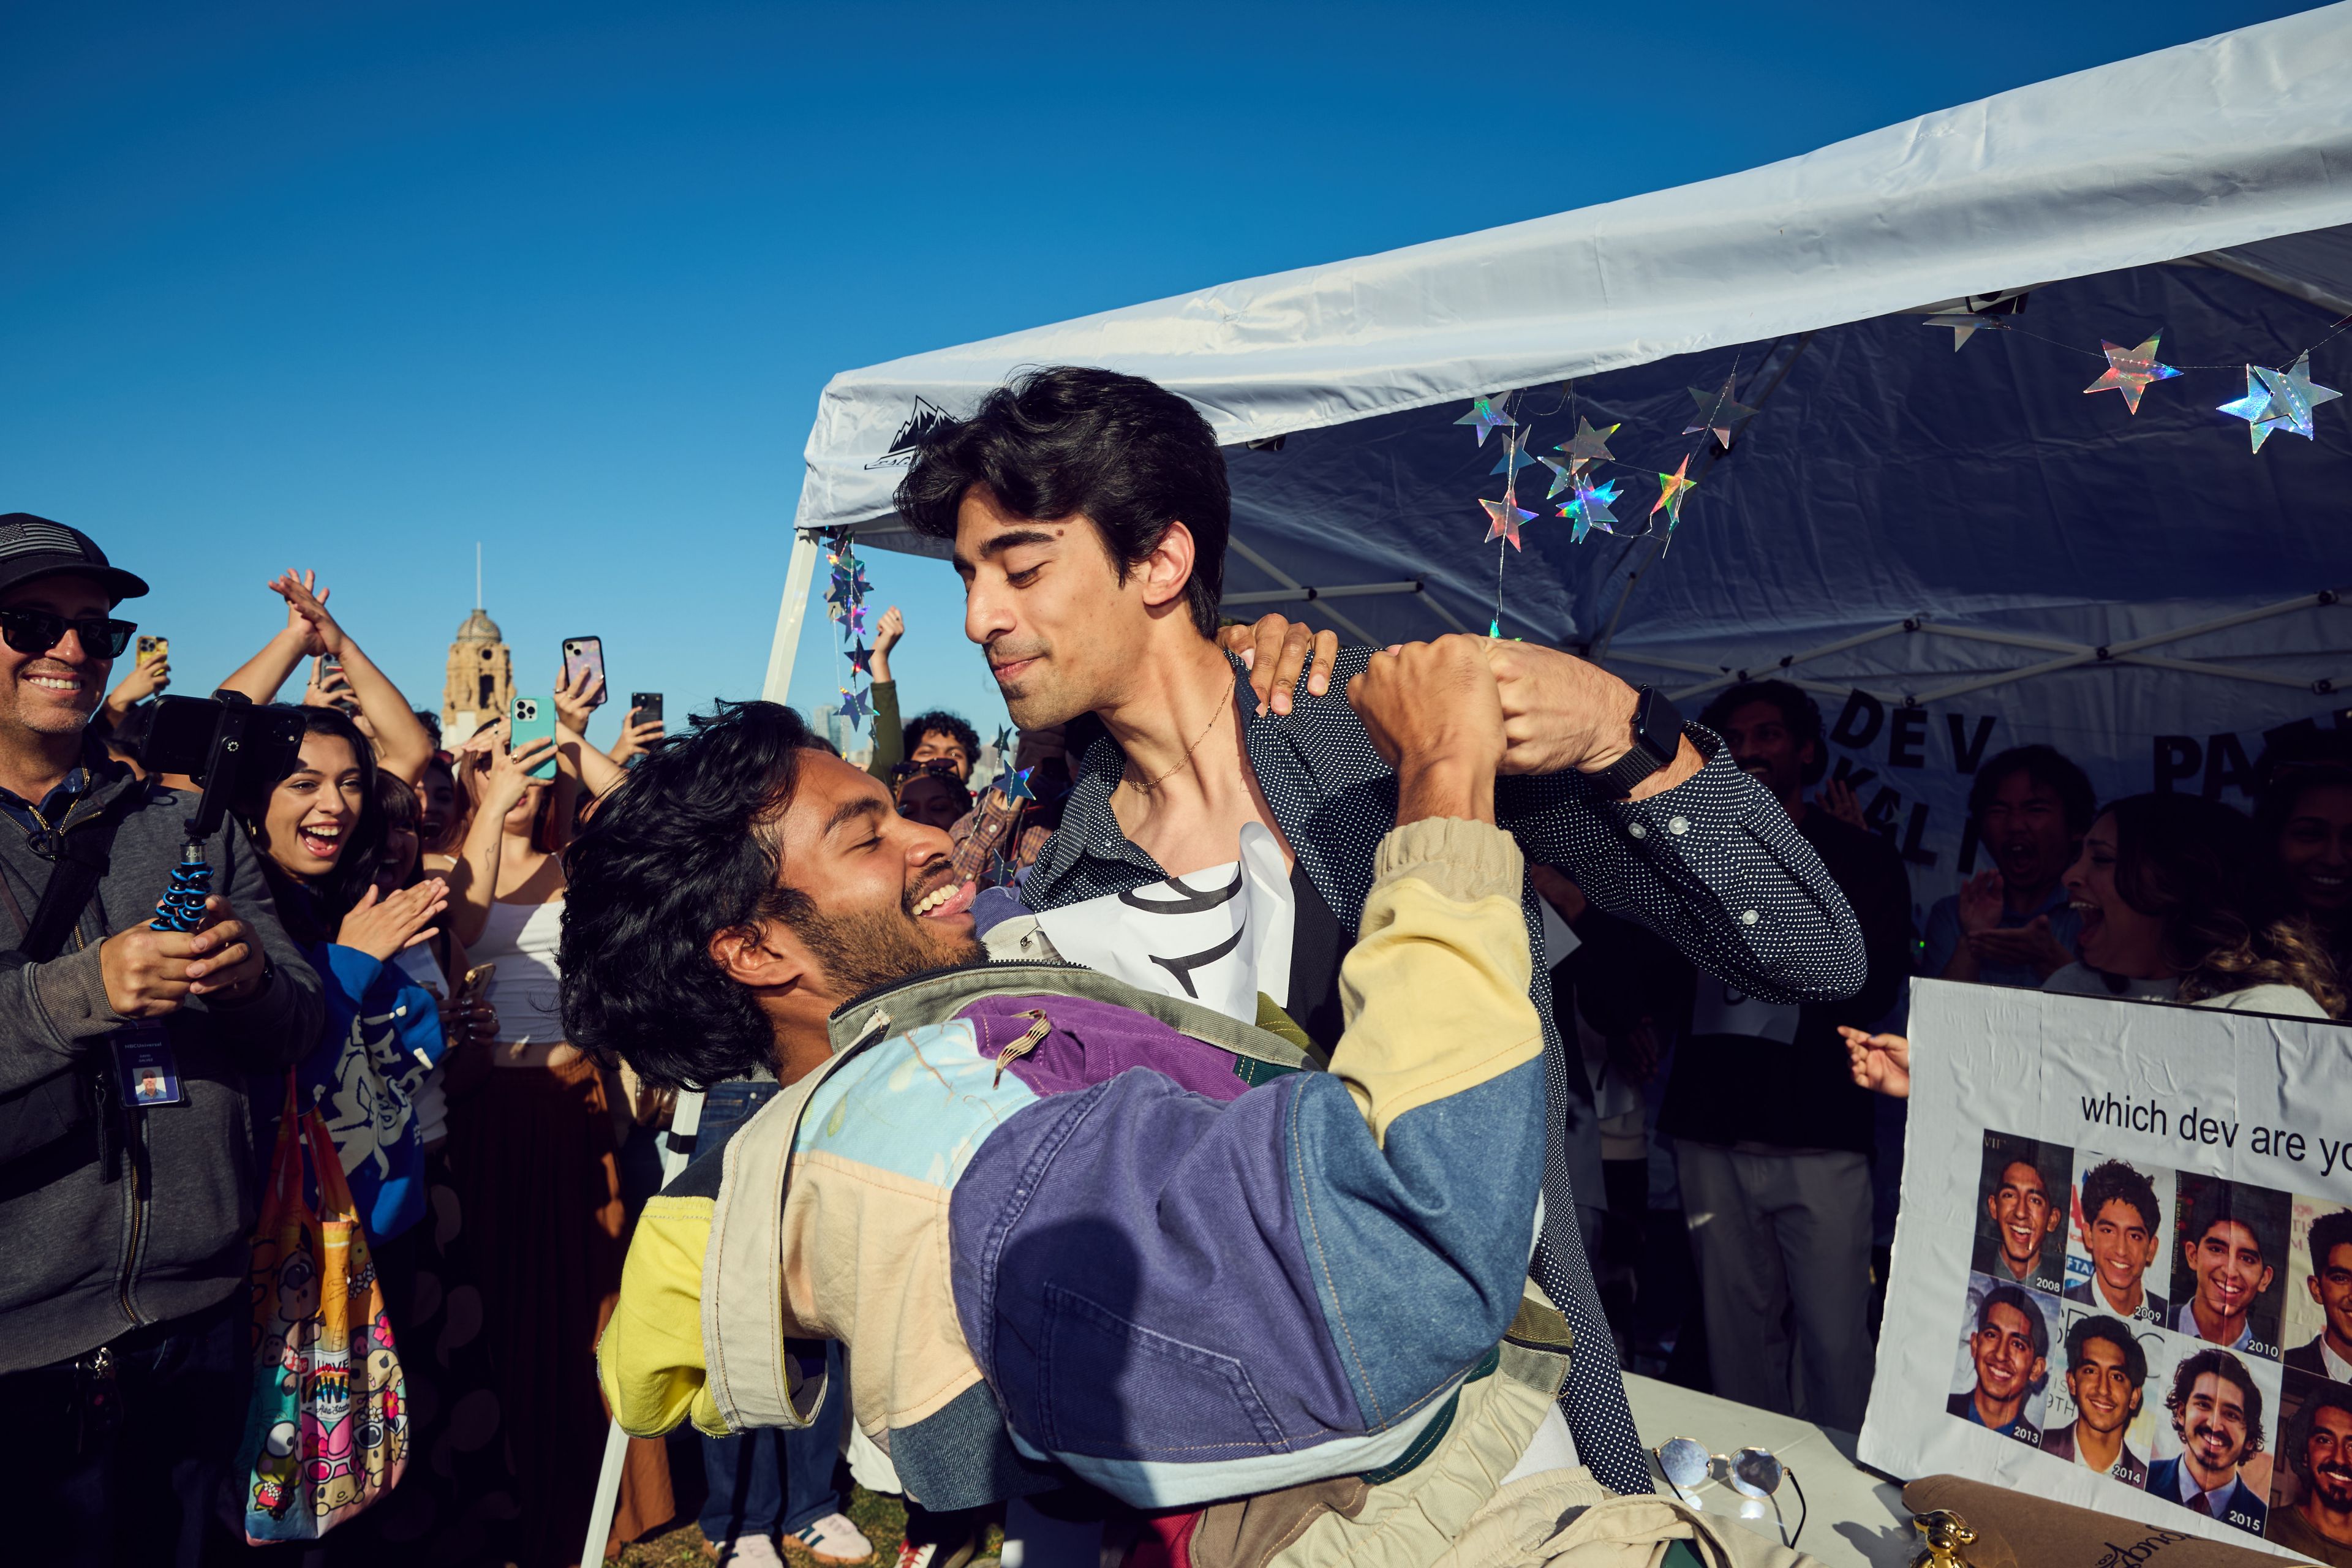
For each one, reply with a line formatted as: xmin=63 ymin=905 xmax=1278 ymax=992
xmin=1922 ymin=313 xmax=2007 ymax=351
xmin=1684 ymin=376 xmax=1761 ymax=448
xmin=1490 ymin=445 xmax=1539 ymax=478
xmin=1000 ymin=765 xmax=1038 ymax=805
xmin=1454 ymin=396 xmax=1516 ymax=446
xmin=2217 ymin=352 xmax=2342 ymax=450
xmin=1651 ymin=456 xmax=1698 ymax=530
xmin=1560 ymin=478 xmax=1624 ymax=543
xmin=838 ymin=685 xmax=873 ymax=729
xmin=845 ymin=642 xmax=875 ymax=678
xmin=1480 ymin=496 xmax=1536 ymax=551
xmin=2082 ymin=334 xmax=2180 ymax=415
xmin=1535 ymin=455 xmax=1581 ymax=499
xmin=1554 ymin=418 xmax=1619 ymax=469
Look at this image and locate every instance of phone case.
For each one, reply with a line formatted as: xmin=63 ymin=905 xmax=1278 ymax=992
xmin=137 ymin=635 xmax=167 ymax=668
xmin=630 ymin=692 xmax=663 ymax=725
xmin=509 ymin=696 xmax=558 ymax=780
xmin=562 ymin=637 xmax=606 ymax=707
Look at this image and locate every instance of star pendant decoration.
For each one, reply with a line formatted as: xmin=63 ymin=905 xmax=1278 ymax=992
xmin=1454 ymin=396 xmax=1516 ymax=447
xmin=841 ymin=602 xmax=870 ymax=639
xmin=2082 ymin=334 xmax=2181 ymax=414
xmin=1922 ymin=312 xmax=2007 ymax=350
xmin=1560 ymin=478 xmax=1624 ymax=543
xmin=838 ymin=686 xmax=873 ymax=729
xmin=1480 ymin=496 xmax=1536 ymax=551
xmin=1536 ymin=455 xmax=1580 ymax=499
xmin=992 ymin=724 xmax=1015 ymax=760
xmin=1554 ymin=417 xmax=1620 ymax=467
xmin=1490 ymin=445 xmax=1538 ymax=478
xmin=2217 ymin=353 xmax=2341 ymax=450
xmin=1684 ymin=376 xmax=1761 ymax=448
xmin=1650 ymin=455 xmax=1698 ymax=530
xmin=1000 ymin=766 xmax=1038 ymax=805
xmin=845 ymin=642 xmax=875 ymax=678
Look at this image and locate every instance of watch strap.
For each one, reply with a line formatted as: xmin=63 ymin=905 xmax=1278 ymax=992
xmin=1589 ymin=687 xmax=1683 ymax=799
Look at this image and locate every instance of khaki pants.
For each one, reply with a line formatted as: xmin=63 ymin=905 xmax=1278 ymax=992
xmin=1675 ymin=1142 xmax=1874 ymax=1431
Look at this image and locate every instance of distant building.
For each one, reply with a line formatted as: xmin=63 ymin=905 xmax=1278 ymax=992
xmin=443 ymin=607 xmax=514 ymax=742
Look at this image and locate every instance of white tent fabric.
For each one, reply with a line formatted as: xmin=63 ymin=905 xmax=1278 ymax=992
xmin=783 ymin=6 xmax=2352 ymax=909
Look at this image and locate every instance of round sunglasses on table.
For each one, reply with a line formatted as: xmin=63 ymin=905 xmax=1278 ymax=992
xmin=0 ymin=608 xmax=137 ymax=660
xmin=1653 ymin=1436 xmax=1807 ymax=1548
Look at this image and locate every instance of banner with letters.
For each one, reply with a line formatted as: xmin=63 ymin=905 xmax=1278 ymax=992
xmin=1862 ymin=980 xmax=2352 ymax=1565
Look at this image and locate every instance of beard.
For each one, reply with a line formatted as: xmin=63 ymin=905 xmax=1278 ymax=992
xmin=787 ymin=894 xmax=986 ymax=1003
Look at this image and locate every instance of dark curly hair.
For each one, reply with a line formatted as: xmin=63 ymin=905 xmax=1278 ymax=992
xmin=2165 ymin=1348 xmax=2266 ymax=1456
xmin=236 ymin=706 xmax=386 ymax=945
xmin=903 ymin=709 xmax=980 ymax=766
xmin=1698 ymin=680 xmax=1826 ymax=786
xmin=559 ymin=701 xmax=821 ymax=1091
xmin=2079 ymin=1158 xmax=2162 ymax=1238
xmin=894 ymin=366 xmax=1230 ymax=638
xmin=2101 ymin=793 xmax=2346 ymax=1016
xmin=2309 ymin=1208 xmax=2352 ymax=1277
xmin=2285 ymin=1379 xmax=2352 ymax=1482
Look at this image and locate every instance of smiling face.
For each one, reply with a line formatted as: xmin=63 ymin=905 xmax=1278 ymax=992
xmin=0 ymin=573 xmax=114 ymax=742
xmin=2305 ymin=1405 xmax=2352 ymax=1518
xmin=1979 ymin=769 xmax=2076 ymax=897
xmin=908 ymin=728 xmax=973 ymax=781
xmin=2187 ymin=1219 xmax=2274 ymax=1330
xmin=2278 ymin=782 xmax=2352 ymax=920
xmin=762 ymin=750 xmax=986 ymax=1002
xmin=2176 ymin=1371 xmax=2252 ymax=1486
xmin=2064 ymin=812 xmax=2171 ymax=977
xmin=2087 ymin=1197 xmax=2158 ymax=1300
xmin=1988 ymin=1159 xmax=2059 ymax=1276
xmin=417 ymin=758 xmax=458 ymax=846
xmin=257 ymin=733 xmax=365 ymax=881
xmin=895 ymin=772 xmax=970 ymax=832
xmin=2310 ymin=1243 xmax=2352 ymax=1349
xmin=953 ymin=483 xmax=1178 ymax=731
xmin=2067 ymin=1334 xmax=2142 ymax=1437
xmin=1971 ymin=1301 xmax=2047 ymax=1403
xmin=1716 ymin=699 xmax=1814 ymax=813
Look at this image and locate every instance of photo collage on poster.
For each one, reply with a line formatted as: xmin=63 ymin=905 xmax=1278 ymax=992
xmin=1948 ymin=1130 xmax=2352 ymax=1564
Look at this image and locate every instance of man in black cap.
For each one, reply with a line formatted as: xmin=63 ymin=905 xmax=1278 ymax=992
xmin=0 ymin=514 xmax=322 ymax=1566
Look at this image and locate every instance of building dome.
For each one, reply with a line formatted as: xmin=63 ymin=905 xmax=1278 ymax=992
xmin=454 ymin=608 xmax=503 ymax=643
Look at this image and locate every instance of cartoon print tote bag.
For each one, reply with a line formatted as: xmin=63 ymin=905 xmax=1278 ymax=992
xmin=235 ymin=1074 xmax=409 ymax=1542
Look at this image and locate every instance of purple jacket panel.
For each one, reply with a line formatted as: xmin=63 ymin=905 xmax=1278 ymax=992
xmin=954 ymin=992 xmax=1255 ymax=1105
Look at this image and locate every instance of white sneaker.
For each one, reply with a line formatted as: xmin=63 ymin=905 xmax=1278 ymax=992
xmin=791 ymin=1512 xmax=876 ymax=1566
xmin=706 ymin=1537 xmax=788 ymax=1568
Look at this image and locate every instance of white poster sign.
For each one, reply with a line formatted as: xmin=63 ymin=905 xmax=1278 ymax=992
xmin=1035 ymin=822 xmax=1294 ymax=1023
xmin=1863 ymin=981 xmax=2352 ymax=1564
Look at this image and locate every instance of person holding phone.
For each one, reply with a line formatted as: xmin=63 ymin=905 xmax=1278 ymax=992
xmin=437 ymin=713 xmax=674 ymax=1565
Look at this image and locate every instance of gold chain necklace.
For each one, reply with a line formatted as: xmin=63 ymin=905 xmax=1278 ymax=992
xmin=1126 ymin=698 xmax=1231 ymax=792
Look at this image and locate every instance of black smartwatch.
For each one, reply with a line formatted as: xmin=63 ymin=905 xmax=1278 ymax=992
xmin=1588 ymin=685 xmax=1684 ymax=799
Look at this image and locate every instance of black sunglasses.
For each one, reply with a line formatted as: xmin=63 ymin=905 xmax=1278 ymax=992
xmin=0 ymin=607 xmax=138 ymax=659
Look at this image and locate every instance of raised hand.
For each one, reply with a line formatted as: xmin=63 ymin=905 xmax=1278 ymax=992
xmin=554 ymin=665 xmax=606 ymax=736
xmin=269 ymin=569 xmax=342 ymax=658
xmin=1954 ymin=869 xmax=2007 ymax=935
xmin=1814 ymin=777 xmax=1868 ymax=831
xmin=336 ymin=881 xmax=451 ymax=962
xmin=1346 ymin=636 xmax=1505 ymax=824
xmin=871 ymin=605 xmax=905 ymax=684
xmin=484 ymin=720 xmax=558 ymax=816
xmin=609 ymin=706 xmax=666 ymax=766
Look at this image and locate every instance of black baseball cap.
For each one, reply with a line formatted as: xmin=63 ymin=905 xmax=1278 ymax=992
xmin=0 ymin=514 xmax=149 ymax=604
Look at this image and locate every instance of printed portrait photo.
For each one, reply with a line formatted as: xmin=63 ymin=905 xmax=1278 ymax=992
xmin=2170 ymin=1174 xmax=2291 ymax=1362
xmin=2065 ymin=1152 xmax=2174 ymax=1325
xmin=2268 ymin=1371 xmax=2352 ymax=1566
xmin=2286 ymin=1200 xmax=2352 ymax=1385
xmin=2143 ymin=1332 xmax=2282 ymax=1537
xmin=2040 ymin=1307 xmax=2163 ymax=1488
xmin=1972 ymin=1130 xmax=2073 ymax=1295
xmin=1949 ymin=1272 xmax=2065 ymax=1449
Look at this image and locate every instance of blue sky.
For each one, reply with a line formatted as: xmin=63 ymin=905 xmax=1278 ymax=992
xmin=1 ymin=0 xmax=2318 ymax=749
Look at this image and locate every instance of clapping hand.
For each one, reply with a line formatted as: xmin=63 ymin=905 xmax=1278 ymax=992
xmin=336 ymin=881 xmax=451 ymax=962
xmin=1813 ymin=777 xmax=1868 ymax=831
xmin=269 ymin=570 xmax=343 ymax=658
xmin=1953 ymin=869 xmax=2006 ymax=935
xmin=1968 ymin=914 xmax=2073 ymax=979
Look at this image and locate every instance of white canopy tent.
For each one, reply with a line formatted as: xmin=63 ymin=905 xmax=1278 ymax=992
xmin=774 ymin=4 xmax=2352 ymax=905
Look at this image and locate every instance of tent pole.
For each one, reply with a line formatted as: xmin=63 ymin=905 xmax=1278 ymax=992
xmin=762 ymin=530 xmax=824 ymax=703
xmin=1226 ymin=537 xmax=1383 ymax=646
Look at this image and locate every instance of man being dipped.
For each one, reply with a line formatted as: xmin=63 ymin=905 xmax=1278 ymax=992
xmin=575 ymin=641 xmax=1604 ymax=1561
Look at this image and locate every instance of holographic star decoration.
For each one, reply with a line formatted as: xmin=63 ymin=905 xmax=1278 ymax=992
xmin=2082 ymin=334 xmax=2181 ymax=415
xmin=840 ymin=601 xmax=870 ymax=639
xmin=1000 ymin=766 xmax=1038 ymax=805
xmin=1559 ymin=478 xmax=1624 ymax=543
xmin=1553 ymin=418 xmax=1619 ymax=469
xmin=1490 ymin=445 xmax=1539 ymax=478
xmin=1536 ymin=455 xmax=1581 ymax=500
xmin=1922 ymin=312 xmax=2007 ymax=350
xmin=2217 ymin=353 xmax=2341 ymax=450
xmin=1480 ymin=496 xmax=1536 ymax=551
xmin=992 ymin=724 xmax=1014 ymax=760
xmin=837 ymin=685 xmax=873 ymax=730
xmin=1650 ymin=456 xmax=1698 ymax=530
xmin=1684 ymin=376 xmax=1761 ymax=448
xmin=1454 ymin=396 xmax=1516 ymax=447
xmin=845 ymin=643 xmax=875 ymax=678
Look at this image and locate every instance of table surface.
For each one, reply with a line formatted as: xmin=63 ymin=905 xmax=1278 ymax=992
xmin=1623 ymin=1374 xmax=1918 ymax=1567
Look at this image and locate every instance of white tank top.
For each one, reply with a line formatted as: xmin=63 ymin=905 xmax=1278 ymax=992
xmin=471 ymin=897 xmax=568 ymax=1046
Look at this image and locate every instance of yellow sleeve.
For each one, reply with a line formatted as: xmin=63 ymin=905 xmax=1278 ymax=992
xmin=597 ymin=1194 xmax=731 ymax=1438
xmin=1329 ymin=816 xmax=1543 ymax=1147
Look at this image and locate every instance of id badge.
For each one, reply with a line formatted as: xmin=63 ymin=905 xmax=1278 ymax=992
xmin=110 ymin=1026 xmax=184 ymax=1109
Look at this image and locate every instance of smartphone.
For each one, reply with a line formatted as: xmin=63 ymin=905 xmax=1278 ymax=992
xmin=561 ymin=636 xmax=607 ymax=707
xmin=458 ymin=962 xmax=497 ymax=1003
xmin=135 ymin=634 xmax=168 ymax=669
xmin=630 ymin=692 xmax=663 ymax=726
xmin=509 ymin=695 xmax=558 ymax=780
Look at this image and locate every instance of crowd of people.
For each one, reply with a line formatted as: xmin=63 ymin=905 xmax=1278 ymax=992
xmin=0 ymin=367 xmax=2343 ymax=1568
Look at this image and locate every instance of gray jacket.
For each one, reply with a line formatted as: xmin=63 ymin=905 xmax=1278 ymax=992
xmin=0 ymin=756 xmax=322 ymax=1372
